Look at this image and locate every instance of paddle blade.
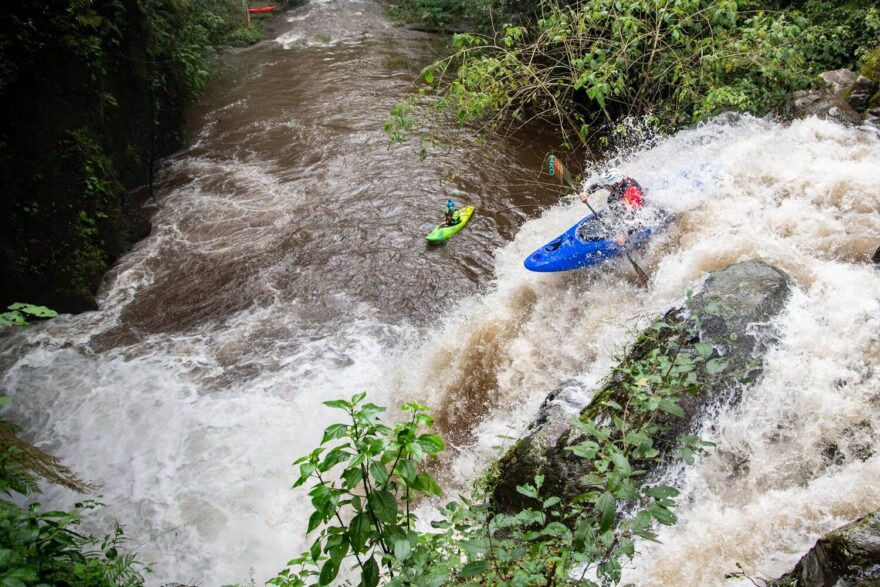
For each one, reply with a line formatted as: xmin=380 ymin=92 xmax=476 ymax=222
xmin=544 ymin=154 xmax=574 ymax=187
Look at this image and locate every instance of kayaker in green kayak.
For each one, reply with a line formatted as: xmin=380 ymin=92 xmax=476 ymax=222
xmin=443 ymin=199 xmax=460 ymax=226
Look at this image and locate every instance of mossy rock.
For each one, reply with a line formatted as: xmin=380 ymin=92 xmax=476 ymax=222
xmin=491 ymin=261 xmax=791 ymax=512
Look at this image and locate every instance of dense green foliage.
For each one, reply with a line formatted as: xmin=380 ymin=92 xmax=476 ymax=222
xmin=391 ymin=0 xmax=879 ymax=146
xmin=271 ymin=396 xmax=445 ymax=587
xmin=387 ymin=0 xmax=495 ymax=30
xmin=275 ymin=307 xmax=722 ymax=586
xmin=0 ymin=0 xmax=275 ymax=312
xmin=0 ymin=310 xmax=146 ymax=585
xmin=0 ymin=401 xmax=146 ymax=586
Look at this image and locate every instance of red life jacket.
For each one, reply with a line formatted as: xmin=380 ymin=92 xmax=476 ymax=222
xmin=623 ymin=184 xmax=643 ymax=209
xmin=609 ymin=178 xmax=644 ymax=211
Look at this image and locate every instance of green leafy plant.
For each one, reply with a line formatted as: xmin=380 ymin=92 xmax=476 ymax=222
xmin=394 ymin=0 xmax=879 ymax=148
xmin=276 ymin=302 xmax=723 ymax=586
xmin=271 ymin=394 xmax=444 ymax=587
xmin=0 ymin=399 xmax=147 ymax=585
xmin=0 ymin=303 xmax=58 ymax=327
xmin=0 ymin=498 xmax=147 ymax=587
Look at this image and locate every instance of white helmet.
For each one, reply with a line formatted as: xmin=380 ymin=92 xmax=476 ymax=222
xmin=600 ymin=168 xmax=623 ymax=186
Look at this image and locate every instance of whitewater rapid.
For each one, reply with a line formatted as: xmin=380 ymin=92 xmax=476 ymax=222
xmin=0 ymin=4 xmax=878 ymax=584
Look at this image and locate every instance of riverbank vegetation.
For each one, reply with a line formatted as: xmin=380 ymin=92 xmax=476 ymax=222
xmin=0 ymin=0 xmax=291 ymax=313
xmin=388 ymin=0 xmax=879 ymax=147
xmin=0 ymin=403 xmax=147 ymax=585
xmin=274 ymin=308 xmax=720 ymax=586
xmin=0 ymin=313 xmax=147 ymax=585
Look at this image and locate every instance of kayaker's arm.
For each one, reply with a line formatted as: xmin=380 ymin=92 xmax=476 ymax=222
xmin=579 ymin=183 xmax=602 ymax=204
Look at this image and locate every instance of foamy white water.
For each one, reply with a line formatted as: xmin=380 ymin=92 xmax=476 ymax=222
xmin=419 ymin=114 xmax=880 ymax=585
xmin=1 ymin=5 xmax=879 ymax=584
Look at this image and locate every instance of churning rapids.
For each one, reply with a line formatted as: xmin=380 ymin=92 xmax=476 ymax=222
xmin=1 ymin=0 xmax=879 ymax=585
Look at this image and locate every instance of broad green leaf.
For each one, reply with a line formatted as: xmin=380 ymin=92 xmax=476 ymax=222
xmin=361 ymin=556 xmax=379 ymax=587
xmin=542 ymin=496 xmax=561 ymax=509
xmin=0 ymin=312 xmax=26 ymax=327
xmin=706 ymin=358 xmax=729 ymax=374
xmin=321 ymin=423 xmax=348 ymax=445
xmin=318 ymin=558 xmax=340 ymax=585
xmin=349 ymin=512 xmax=372 ymax=552
xmin=657 ymin=398 xmax=686 ymax=418
xmin=394 ymin=459 xmax=417 ymax=484
xmin=460 ymin=538 xmax=488 ymax=558
xmin=644 ymin=485 xmax=680 ymax=500
xmin=394 ymin=538 xmax=411 ymax=561
xmin=565 ymin=440 xmax=600 ymax=459
xmin=342 ymin=466 xmax=363 ymax=489
xmin=319 ymin=448 xmax=349 ymax=472
xmin=323 ymin=399 xmax=350 ymax=410
xmin=694 ymin=342 xmax=714 ymax=359
xmin=415 ymin=473 xmax=442 ymax=496
xmin=8 ymin=303 xmax=57 ymax=318
xmin=610 ymin=452 xmax=632 ymax=476
xmin=594 ymin=492 xmax=616 ymax=533
xmin=515 ymin=509 xmax=545 ymax=527
xmin=328 ymin=542 xmax=348 ymax=566
xmin=650 ymin=504 xmax=677 ymax=525
xmin=515 ymin=484 xmax=538 ymax=499
xmin=369 ymin=461 xmax=389 ymax=485
xmin=417 ymin=434 xmax=444 ymax=454
xmin=459 ymin=559 xmax=489 ymax=578
xmin=307 ymin=510 xmax=324 ymax=534
xmin=367 ymin=489 xmax=398 ymax=524
xmin=541 ymin=522 xmax=572 ymax=539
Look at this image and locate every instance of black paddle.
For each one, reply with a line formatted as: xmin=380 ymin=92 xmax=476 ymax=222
xmin=544 ymin=155 xmax=650 ymax=286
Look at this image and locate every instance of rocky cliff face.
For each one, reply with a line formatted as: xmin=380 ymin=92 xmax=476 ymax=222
xmin=491 ymin=261 xmax=792 ymax=512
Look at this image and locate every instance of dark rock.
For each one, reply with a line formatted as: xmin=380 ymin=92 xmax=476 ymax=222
xmin=770 ymin=510 xmax=880 ymax=587
xmin=492 ymin=261 xmax=792 ymax=511
xmin=848 ymin=76 xmax=878 ymax=112
xmin=781 ymin=69 xmax=867 ymax=126
xmin=820 ymin=69 xmax=859 ymax=98
xmin=873 ymin=245 xmax=880 ymax=264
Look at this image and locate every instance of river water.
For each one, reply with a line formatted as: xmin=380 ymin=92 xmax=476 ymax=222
xmin=1 ymin=0 xmax=879 ymax=585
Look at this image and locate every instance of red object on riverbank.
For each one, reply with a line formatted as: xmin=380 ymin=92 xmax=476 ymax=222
xmin=247 ymin=5 xmax=275 ymax=13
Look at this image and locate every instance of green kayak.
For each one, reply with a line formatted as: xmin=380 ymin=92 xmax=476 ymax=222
xmin=425 ymin=205 xmax=474 ymax=242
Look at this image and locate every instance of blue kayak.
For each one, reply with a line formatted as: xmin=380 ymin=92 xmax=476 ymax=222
xmin=524 ymin=210 xmax=670 ymax=273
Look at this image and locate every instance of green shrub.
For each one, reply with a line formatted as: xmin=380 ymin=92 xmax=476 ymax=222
xmin=0 ymin=400 xmax=147 ymax=586
xmin=273 ymin=305 xmax=725 ymax=586
xmin=398 ymin=0 xmax=880 ymax=147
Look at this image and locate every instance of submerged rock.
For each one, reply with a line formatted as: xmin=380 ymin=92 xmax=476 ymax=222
xmin=491 ymin=261 xmax=791 ymax=511
xmin=770 ymin=510 xmax=880 ymax=586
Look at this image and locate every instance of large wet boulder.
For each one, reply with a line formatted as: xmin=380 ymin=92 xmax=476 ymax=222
xmin=781 ymin=68 xmax=878 ymax=128
xmin=492 ymin=261 xmax=792 ymax=511
xmin=771 ymin=510 xmax=880 ymax=587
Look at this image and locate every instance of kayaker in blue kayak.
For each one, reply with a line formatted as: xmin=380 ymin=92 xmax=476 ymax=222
xmin=579 ymin=168 xmax=645 ymax=246
xmin=443 ymin=199 xmax=460 ymax=226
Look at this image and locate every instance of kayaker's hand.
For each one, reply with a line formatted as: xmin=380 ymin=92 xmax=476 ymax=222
xmin=614 ymin=234 xmax=626 ymax=246
xmin=579 ymin=191 xmax=590 ymax=204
